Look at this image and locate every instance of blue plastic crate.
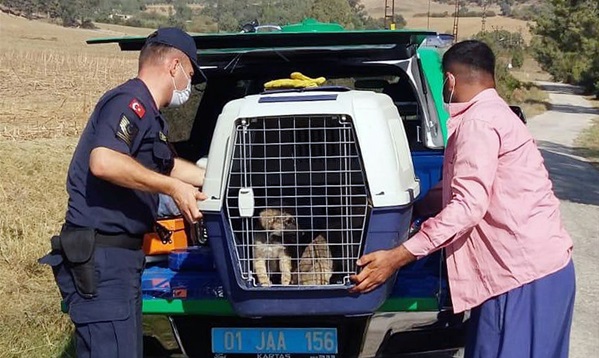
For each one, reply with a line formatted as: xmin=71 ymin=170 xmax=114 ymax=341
xmin=411 ymin=151 xmax=443 ymax=199
xmin=142 ymin=265 xmax=224 ymax=300
xmin=391 ymin=254 xmax=443 ymax=299
xmin=168 ymin=246 xmax=215 ymax=272
xmin=205 ymin=206 xmax=413 ymax=317
xmin=142 ymin=266 xmax=174 ymax=299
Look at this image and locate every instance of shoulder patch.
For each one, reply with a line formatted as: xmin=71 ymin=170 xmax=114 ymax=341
xmin=116 ymin=114 xmax=139 ymax=148
xmin=158 ymin=131 xmax=168 ymax=142
xmin=129 ymin=98 xmax=146 ymax=118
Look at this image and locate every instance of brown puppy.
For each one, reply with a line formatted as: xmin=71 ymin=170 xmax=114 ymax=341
xmin=253 ymin=208 xmax=297 ymax=286
xmin=292 ymin=234 xmax=333 ymax=286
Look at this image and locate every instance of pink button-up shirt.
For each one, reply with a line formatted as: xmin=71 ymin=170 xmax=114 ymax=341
xmin=403 ymin=88 xmax=573 ymax=313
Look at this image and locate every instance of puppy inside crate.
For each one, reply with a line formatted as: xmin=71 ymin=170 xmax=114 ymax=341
xmin=249 ymin=194 xmax=367 ymax=287
xmin=227 ymin=116 xmax=369 ymax=286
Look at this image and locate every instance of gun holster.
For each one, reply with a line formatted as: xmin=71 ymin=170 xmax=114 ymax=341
xmin=55 ymin=228 xmax=97 ymax=299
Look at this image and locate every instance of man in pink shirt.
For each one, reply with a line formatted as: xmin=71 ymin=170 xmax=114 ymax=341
xmin=350 ymin=40 xmax=575 ymax=357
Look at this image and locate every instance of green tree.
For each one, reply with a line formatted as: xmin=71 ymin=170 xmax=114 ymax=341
xmin=474 ymin=29 xmax=526 ymax=101
xmin=198 ymin=0 xmax=392 ymax=32
xmin=531 ymin=0 xmax=599 ymax=95
xmin=309 ymin=0 xmax=353 ymax=28
xmin=0 ymin=0 xmax=60 ymax=18
xmin=202 ymin=0 xmax=262 ymax=32
xmin=174 ymin=0 xmax=192 ymax=22
xmin=511 ymin=48 xmax=524 ymax=68
xmin=259 ymin=0 xmax=313 ymax=26
xmin=202 ymin=0 xmax=318 ymax=32
xmin=347 ymin=0 xmax=368 ymax=28
xmin=346 ymin=0 xmax=395 ymax=29
xmin=499 ymin=1 xmax=512 ymax=16
xmin=53 ymin=0 xmax=100 ymax=27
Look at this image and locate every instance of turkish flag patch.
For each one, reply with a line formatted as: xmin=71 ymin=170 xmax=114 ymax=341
xmin=128 ymin=98 xmax=146 ymax=118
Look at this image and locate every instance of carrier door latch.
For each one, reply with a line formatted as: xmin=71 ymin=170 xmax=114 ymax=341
xmin=238 ymin=187 xmax=255 ymax=218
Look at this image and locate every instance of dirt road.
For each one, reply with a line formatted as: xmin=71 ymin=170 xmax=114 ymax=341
xmin=527 ymin=82 xmax=599 ymax=358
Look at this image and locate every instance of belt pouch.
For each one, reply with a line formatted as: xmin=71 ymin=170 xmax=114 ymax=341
xmin=59 ymin=228 xmax=97 ymax=298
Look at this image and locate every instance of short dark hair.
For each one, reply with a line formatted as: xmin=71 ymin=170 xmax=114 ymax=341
xmin=442 ymin=40 xmax=495 ymax=77
xmin=138 ymin=42 xmax=178 ymax=70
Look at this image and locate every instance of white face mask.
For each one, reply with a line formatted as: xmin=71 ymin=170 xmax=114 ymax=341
xmin=168 ymin=63 xmax=192 ymax=107
xmin=442 ymin=75 xmax=455 ymax=115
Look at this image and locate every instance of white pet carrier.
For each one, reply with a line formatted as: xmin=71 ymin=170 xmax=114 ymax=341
xmin=199 ymin=89 xmax=420 ymax=317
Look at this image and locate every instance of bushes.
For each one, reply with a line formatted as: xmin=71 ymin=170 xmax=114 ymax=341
xmin=473 ymin=29 xmax=528 ymax=102
xmin=531 ymin=0 xmax=599 ymax=96
xmin=96 ymin=10 xmax=190 ymax=31
xmin=454 ymin=9 xmax=496 ymax=18
xmin=430 ymin=11 xmax=450 ymax=18
xmin=511 ymin=49 xmax=524 ymax=69
xmin=496 ymin=64 xmax=522 ymax=102
xmin=416 ymin=10 xmax=496 ymax=18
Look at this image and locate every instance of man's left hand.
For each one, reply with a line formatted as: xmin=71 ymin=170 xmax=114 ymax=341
xmin=349 ymin=245 xmax=416 ymax=294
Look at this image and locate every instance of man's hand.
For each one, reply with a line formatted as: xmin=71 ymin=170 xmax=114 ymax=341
xmin=169 ymin=180 xmax=207 ymax=224
xmin=90 ymin=148 xmax=208 ymax=223
xmin=349 ymin=245 xmax=416 ymax=294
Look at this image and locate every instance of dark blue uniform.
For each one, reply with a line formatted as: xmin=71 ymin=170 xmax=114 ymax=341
xmin=44 ymin=78 xmax=174 ymax=358
xmin=66 ymin=78 xmax=174 ymax=235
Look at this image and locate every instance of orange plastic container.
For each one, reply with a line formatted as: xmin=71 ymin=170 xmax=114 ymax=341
xmin=143 ymin=218 xmax=188 ymax=255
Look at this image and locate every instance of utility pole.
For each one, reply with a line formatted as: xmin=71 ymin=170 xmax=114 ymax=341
xmin=384 ymin=0 xmax=396 ymax=30
xmin=452 ymin=1 xmax=460 ymax=43
xmin=427 ymin=0 xmax=431 ymax=30
xmin=216 ymin=0 xmax=220 ymax=33
xmin=481 ymin=0 xmax=488 ymax=32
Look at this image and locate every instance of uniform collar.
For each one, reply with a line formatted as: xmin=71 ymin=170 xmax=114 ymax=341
xmin=130 ymin=78 xmax=160 ymax=114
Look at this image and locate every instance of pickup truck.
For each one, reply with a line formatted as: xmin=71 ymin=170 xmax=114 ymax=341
xmin=88 ymin=19 xmax=523 ymax=358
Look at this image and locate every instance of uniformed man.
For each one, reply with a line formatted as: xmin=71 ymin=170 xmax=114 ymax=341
xmin=40 ymin=28 xmax=206 ymax=357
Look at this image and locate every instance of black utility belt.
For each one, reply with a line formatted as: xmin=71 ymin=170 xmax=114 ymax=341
xmin=47 ymin=227 xmax=143 ymax=298
xmin=51 ymin=231 xmax=142 ymax=251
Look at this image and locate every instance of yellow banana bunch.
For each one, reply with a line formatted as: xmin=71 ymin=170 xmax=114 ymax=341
xmin=264 ymin=72 xmax=327 ymax=89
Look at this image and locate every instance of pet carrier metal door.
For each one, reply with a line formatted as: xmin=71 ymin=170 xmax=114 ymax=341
xmin=199 ymin=90 xmax=419 ymax=316
xmin=225 ymin=114 xmax=369 ymax=288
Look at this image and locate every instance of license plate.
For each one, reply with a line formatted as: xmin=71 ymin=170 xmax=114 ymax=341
xmin=212 ymin=327 xmax=338 ymax=354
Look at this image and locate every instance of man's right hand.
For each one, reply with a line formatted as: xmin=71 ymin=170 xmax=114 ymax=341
xmin=169 ymin=179 xmax=207 ymax=223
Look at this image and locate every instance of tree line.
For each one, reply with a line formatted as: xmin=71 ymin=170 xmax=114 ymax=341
xmin=0 ymin=0 xmax=395 ymax=30
xmin=2 ymin=0 xmax=595 ymax=95
xmin=198 ymin=0 xmax=394 ymax=32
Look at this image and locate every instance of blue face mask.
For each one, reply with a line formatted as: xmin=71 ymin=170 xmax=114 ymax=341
xmin=168 ymin=63 xmax=191 ymax=107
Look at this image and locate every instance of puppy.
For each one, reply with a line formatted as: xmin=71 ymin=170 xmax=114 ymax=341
xmin=253 ymin=208 xmax=297 ymax=286
xmin=292 ymin=234 xmax=333 ymax=286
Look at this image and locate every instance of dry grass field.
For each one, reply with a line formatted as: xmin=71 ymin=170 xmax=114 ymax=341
xmin=363 ymin=0 xmax=461 ymax=18
xmin=360 ymin=0 xmax=532 ymax=41
xmin=576 ymin=117 xmax=599 ymax=170
xmin=0 ymin=12 xmax=145 ymax=357
xmin=145 ymin=3 xmax=205 ymax=15
xmin=0 ymin=14 xmax=146 ymax=138
xmin=404 ymin=16 xmax=532 ymax=42
xmin=575 ymin=97 xmax=599 ymax=170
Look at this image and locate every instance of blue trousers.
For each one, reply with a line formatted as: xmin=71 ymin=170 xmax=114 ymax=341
xmin=465 ymin=260 xmax=575 ymax=358
xmin=47 ymin=247 xmax=145 ymax=358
